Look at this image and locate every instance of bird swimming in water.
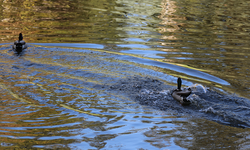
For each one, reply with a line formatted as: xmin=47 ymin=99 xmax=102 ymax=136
xmin=12 ymin=33 xmax=27 ymax=54
xmin=171 ymin=77 xmax=192 ymax=105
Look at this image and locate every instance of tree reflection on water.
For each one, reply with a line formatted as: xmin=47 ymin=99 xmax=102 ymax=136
xmin=1 ymin=0 xmax=250 ymax=149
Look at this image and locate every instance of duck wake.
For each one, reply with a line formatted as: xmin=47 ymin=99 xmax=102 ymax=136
xmin=111 ymin=76 xmax=250 ymax=128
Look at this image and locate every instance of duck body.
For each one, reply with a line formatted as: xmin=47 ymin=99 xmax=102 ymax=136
xmin=171 ymin=77 xmax=192 ymax=105
xmin=12 ymin=33 xmax=27 ymax=54
xmin=172 ymin=88 xmax=192 ymax=105
xmin=13 ymin=40 xmax=27 ymax=53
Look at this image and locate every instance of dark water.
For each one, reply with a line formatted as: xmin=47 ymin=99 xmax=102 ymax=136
xmin=1 ymin=0 xmax=250 ymax=149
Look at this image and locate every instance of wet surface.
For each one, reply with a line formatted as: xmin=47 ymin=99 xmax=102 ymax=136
xmin=0 ymin=44 xmax=250 ymax=149
xmin=1 ymin=0 xmax=250 ymax=149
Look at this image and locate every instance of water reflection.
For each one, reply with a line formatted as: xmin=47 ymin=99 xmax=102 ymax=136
xmin=157 ymin=0 xmax=250 ymax=97
xmin=1 ymin=0 xmax=250 ymax=149
xmin=0 ymin=0 xmax=127 ymax=44
xmin=146 ymin=118 xmax=250 ymax=149
xmin=2 ymin=0 xmax=249 ymax=98
xmin=1 ymin=44 xmax=250 ymax=149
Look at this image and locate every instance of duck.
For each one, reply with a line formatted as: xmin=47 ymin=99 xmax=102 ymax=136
xmin=171 ymin=77 xmax=192 ymax=105
xmin=12 ymin=33 xmax=27 ymax=54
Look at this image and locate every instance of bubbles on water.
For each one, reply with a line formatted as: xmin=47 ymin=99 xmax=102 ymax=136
xmin=199 ymin=106 xmax=216 ymax=114
xmin=140 ymin=89 xmax=150 ymax=95
xmin=187 ymin=94 xmax=202 ymax=106
xmin=189 ymin=84 xmax=207 ymax=93
xmin=159 ymin=90 xmax=171 ymax=95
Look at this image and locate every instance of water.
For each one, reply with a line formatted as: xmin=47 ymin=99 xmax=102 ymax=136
xmin=1 ymin=0 xmax=250 ymax=149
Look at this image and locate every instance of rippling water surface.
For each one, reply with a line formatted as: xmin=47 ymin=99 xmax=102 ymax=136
xmin=1 ymin=0 xmax=250 ymax=149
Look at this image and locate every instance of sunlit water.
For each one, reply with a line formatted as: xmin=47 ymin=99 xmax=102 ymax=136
xmin=1 ymin=0 xmax=250 ymax=149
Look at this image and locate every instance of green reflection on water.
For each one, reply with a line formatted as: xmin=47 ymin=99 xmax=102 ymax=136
xmin=0 ymin=0 xmax=128 ymax=43
xmin=157 ymin=0 xmax=250 ymax=97
xmin=1 ymin=0 xmax=250 ymax=149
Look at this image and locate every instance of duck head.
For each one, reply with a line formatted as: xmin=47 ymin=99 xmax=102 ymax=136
xmin=19 ymin=33 xmax=23 ymax=41
xmin=177 ymin=77 xmax=182 ymax=90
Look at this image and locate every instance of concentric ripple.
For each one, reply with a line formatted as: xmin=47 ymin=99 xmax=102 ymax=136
xmin=0 ymin=45 xmax=250 ymax=149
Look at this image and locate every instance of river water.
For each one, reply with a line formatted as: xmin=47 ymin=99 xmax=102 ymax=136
xmin=1 ymin=0 xmax=250 ymax=149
